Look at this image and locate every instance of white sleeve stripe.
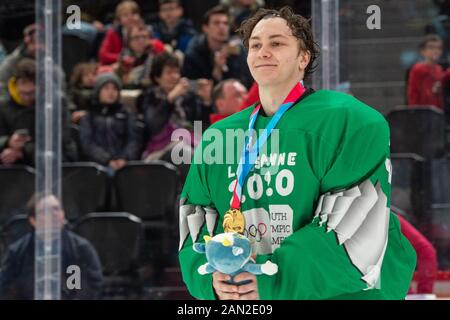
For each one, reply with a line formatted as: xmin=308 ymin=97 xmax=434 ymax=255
xmin=179 ymin=205 xmax=219 ymax=251
xmin=314 ymin=180 xmax=390 ymax=289
xmin=332 ymin=180 xmax=378 ymax=244
xmin=325 ymin=186 xmax=362 ymax=232
xmin=179 ymin=204 xmax=195 ymax=251
xmin=314 ymin=194 xmax=326 ymax=218
xmin=343 ymin=184 xmax=389 ymax=288
xmin=204 ymin=207 xmax=218 ymax=236
xmin=186 ymin=206 xmax=205 ymax=244
xmin=361 ymin=208 xmax=390 ymax=289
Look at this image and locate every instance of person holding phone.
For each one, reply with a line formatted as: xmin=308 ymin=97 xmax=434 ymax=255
xmin=0 ymin=58 xmax=77 ymax=166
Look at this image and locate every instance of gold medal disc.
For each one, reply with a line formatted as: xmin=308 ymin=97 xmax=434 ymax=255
xmin=223 ymin=208 xmax=245 ymax=234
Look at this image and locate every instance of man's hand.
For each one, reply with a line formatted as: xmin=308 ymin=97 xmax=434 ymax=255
xmin=109 ymin=159 xmax=127 ymax=170
xmin=71 ymin=110 xmax=87 ymax=124
xmin=214 ymin=47 xmax=228 ymax=69
xmin=234 ymin=272 xmax=259 ymax=300
xmin=212 ymin=272 xmax=239 ymax=300
xmin=212 ymin=47 xmax=229 ymax=81
xmin=213 ymin=271 xmax=260 ymax=300
xmin=0 ymin=148 xmax=24 ymax=165
xmin=196 ymin=78 xmax=213 ymax=105
xmin=8 ymin=133 xmax=31 ymax=151
xmin=168 ymin=78 xmax=189 ymax=103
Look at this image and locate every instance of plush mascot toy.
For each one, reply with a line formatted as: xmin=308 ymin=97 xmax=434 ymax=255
xmin=193 ymin=232 xmax=278 ymax=284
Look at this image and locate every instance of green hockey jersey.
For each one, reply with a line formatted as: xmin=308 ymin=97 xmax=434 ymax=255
xmin=178 ymin=89 xmax=417 ymax=300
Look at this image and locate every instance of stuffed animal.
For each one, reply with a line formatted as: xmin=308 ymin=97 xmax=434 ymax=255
xmin=193 ymin=232 xmax=278 ymax=283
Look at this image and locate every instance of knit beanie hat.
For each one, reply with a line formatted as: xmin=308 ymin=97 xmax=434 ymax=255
xmin=93 ymin=72 xmax=122 ymax=101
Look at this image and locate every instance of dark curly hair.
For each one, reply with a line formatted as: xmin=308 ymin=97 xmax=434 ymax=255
xmin=150 ymin=52 xmax=180 ymax=84
xmin=236 ymin=6 xmax=319 ymax=80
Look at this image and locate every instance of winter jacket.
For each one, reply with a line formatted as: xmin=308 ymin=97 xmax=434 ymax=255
xmin=79 ymin=102 xmax=141 ymax=165
xmin=181 ymin=34 xmax=253 ymax=89
xmin=152 ymin=18 xmax=197 ymax=53
xmin=0 ymin=80 xmax=78 ymax=166
xmin=0 ymin=228 xmax=103 ymax=300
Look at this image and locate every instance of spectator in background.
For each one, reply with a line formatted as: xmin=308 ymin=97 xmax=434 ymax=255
xmin=0 ymin=194 xmax=103 ymax=300
xmin=222 ymin=0 xmax=263 ymax=35
xmin=0 ymin=40 xmax=6 ymax=65
xmin=239 ymin=81 xmax=259 ymax=110
xmin=98 ymin=0 xmax=142 ymax=65
xmin=408 ymin=34 xmax=446 ymax=109
xmin=0 ymin=24 xmax=38 ymax=97
xmin=443 ymin=68 xmax=450 ymax=118
xmin=137 ymin=52 xmax=212 ymax=162
xmin=0 ymin=59 xmax=77 ymax=166
xmin=116 ymin=23 xmax=165 ymax=89
xmin=79 ymin=73 xmax=141 ymax=172
xmin=210 ymin=78 xmax=248 ymax=125
xmin=152 ymin=0 xmax=197 ymax=54
xmin=68 ymin=62 xmax=97 ymax=124
xmin=181 ymin=5 xmax=253 ymax=88
xmin=393 ymin=211 xmax=438 ymax=294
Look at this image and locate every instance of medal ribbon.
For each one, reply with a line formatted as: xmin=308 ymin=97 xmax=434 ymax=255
xmin=230 ymin=81 xmax=306 ymax=210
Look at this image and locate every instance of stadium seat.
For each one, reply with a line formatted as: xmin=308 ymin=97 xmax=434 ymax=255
xmin=114 ymin=161 xmax=179 ymax=227
xmin=1 ymin=214 xmax=30 ymax=247
xmin=74 ymin=212 xmax=143 ymax=298
xmin=62 ymin=34 xmax=92 ymax=80
xmin=386 ymin=106 xmax=446 ymax=158
xmin=62 ymin=162 xmax=109 ymax=222
xmin=114 ymin=161 xmax=179 ymax=257
xmin=420 ymin=157 xmax=450 ymax=269
xmin=390 ymin=153 xmax=425 ymax=223
xmin=0 ymin=166 xmax=35 ymax=224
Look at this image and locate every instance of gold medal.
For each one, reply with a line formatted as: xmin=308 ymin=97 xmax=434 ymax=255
xmin=223 ymin=208 xmax=245 ymax=234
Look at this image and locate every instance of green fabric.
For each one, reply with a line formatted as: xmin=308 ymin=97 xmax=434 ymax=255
xmin=178 ymin=90 xmax=417 ymax=300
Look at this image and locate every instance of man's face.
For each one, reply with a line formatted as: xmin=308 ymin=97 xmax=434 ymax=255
xmin=119 ymin=10 xmax=140 ymax=31
xmin=82 ymin=71 xmax=96 ymax=88
xmin=239 ymin=0 xmax=256 ymax=6
xmin=159 ymin=2 xmax=183 ymax=26
xmin=216 ymin=81 xmax=248 ymax=115
xmin=247 ymin=17 xmax=310 ymax=87
xmin=16 ymin=78 xmax=36 ymax=107
xmin=421 ymin=40 xmax=443 ymax=63
xmin=157 ymin=65 xmax=181 ymax=93
xmin=203 ymin=14 xmax=229 ymax=44
xmin=99 ymin=82 xmax=119 ymax=104
xmin=129 ymin=28 xmax=150 ymax=54
xmin=24 ymin=29 xmax=37 ymax=56
xmin=30 ymin=195 xmax=66 ymax=230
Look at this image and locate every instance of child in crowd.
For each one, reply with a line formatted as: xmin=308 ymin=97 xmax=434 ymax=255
xmin=79 ymin=73 xmax=141 ymax=171
xmin=408 ymin=34 xmax=446 ymax=109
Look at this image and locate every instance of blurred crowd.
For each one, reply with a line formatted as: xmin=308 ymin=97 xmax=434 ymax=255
xmin=0 ymin=0 xmax=263 ymax=172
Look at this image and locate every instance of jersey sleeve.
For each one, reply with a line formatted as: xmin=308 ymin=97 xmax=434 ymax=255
xmin=177 ymin=139 xmax=218 ymax=300
xmin=256 ymin=117 xmax=416 ymax=299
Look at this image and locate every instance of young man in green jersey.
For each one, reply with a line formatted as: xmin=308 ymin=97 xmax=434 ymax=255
xmin=178 ymin=6 xmax=417 ymax=300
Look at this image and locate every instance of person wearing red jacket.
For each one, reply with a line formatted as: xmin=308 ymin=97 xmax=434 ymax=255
xmin=395 ymin=212 xmax=438 ymax=294
xmin=98 ymin=1 xmax=165 ymax=66
xmin=239 ymin=81 xmax=259 ymax=110
xmin=407 ymin=34 xmax=445 ymax=109
xmin=209 ymin=79 xmax=248 ymax=125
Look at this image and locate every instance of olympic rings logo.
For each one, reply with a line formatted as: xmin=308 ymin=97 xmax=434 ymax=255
xmin=244 ymin=223 xmax=267 ymax=242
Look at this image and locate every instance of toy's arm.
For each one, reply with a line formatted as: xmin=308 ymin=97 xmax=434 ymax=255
xmin=242 ymin=260 xmax=278 ymax=275
xmin=198 ymin=263 xmax=216 ymax=275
